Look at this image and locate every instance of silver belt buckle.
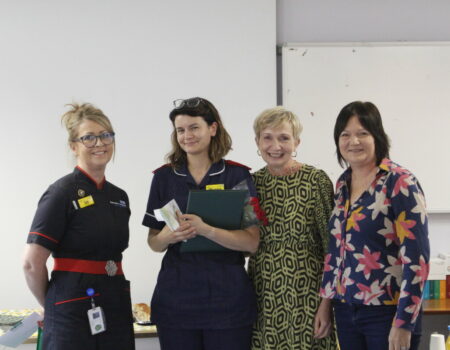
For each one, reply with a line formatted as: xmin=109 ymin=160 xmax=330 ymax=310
xmin=105 ymin=260 xmax=118 ymax=276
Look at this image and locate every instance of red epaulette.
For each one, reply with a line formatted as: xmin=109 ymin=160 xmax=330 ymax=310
xmin=225 ymin=159 xmax=251 ymax=170
xmin=152 ymin=163 xmax=171 ymax=174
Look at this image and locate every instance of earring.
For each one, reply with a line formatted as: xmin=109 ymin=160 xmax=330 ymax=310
xmin=292 ymin=151 xmax=297 ymax=157
xmin=257 ymin=150 xmax=261 ymax=156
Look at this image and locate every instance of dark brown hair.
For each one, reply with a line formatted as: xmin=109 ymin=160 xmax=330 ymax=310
xmin=166 ymin=97 xmax=232 ymax=169
xmin=334 ymin=101 xmax=390 ymax=167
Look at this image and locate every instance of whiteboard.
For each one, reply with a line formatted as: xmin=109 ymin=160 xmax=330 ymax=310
xmin=282 ymin=42 xmax=450 ymax=213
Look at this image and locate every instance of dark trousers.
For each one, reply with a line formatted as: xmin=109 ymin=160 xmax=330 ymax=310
xmin=333 ymin=302 xmax=422 ymax=350
xmin=156 ymin=325 xmax=252 ymax=350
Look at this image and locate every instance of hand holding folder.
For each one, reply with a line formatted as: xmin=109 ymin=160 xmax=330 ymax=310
xmin=179 ymin=190 xmax=247 ymax=253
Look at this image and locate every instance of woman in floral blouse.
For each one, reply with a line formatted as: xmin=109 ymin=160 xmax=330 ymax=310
xmin=319 ymin=101 xmax=430 ymax=350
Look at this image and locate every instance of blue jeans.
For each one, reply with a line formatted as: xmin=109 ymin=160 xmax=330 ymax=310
xmin=333 ymin=302 xmax=422 ymax=350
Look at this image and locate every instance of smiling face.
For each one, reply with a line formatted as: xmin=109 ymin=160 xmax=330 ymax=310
xmin=174 ymin=115 xmax=217 ymax=158
xmin=338 ymin=115 xmax=376 ymax=169
xmin=257 ymin=120 xmax=300 ymax=171
xmin=70 ymin=119 xmax=114 ymax=172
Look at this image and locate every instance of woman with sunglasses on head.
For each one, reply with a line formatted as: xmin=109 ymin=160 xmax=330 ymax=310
xmin=142 ymin=97 xmax=263 ymax=350
xmin=23 ymin=103 xmax=135 ymax=350
xmin=319 ymin=101 xmax=430 ymax=350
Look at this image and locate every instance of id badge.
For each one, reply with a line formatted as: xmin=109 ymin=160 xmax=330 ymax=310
xmin=87 ymin=306 xmax=106 ymax=335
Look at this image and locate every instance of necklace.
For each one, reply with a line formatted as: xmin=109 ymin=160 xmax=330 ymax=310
xmin=268 ymin=161 xmax=302 ymax=176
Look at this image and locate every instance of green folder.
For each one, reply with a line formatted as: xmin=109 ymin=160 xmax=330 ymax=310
xmin=179 ymin=190 xmax=247 ymax=253
xmin=36 ymin=327 xmax=43 ymax=350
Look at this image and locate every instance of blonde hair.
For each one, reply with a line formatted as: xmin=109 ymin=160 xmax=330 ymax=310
xmin=253 ymin=106 xmax=303 ymax=142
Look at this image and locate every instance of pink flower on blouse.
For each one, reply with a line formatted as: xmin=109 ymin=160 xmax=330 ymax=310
xmin=410 ymin=255 xmax=429 ymax=290
xmin=354 ymin=245 xmax=385 ymax=279
xmin=392 ymin=174 xmax=411 ymax=197
xmin=404 ymin=295 xmax=423 ymax=323
xmin=323 ymin=253 xmax=333 ymax=272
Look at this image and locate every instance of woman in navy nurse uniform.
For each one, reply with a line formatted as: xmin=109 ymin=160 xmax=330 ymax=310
xmin=143 ymin=97 xmax=262 ymax=350
xmin=23 ymin=103 xmax=135 ymax=350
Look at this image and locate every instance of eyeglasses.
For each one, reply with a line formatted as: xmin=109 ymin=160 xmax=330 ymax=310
xmin=73 ymin=132 xmax=115 ymax=148
xmin=173 ymin=98 xmax=204 ymax=109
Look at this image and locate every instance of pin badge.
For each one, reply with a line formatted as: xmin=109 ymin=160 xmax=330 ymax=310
xmin=78 ymin=189 xmax=86 ymax=197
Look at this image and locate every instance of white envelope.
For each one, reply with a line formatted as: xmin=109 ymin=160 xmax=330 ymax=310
xmin=154 ymin=199 xmax=181 ymax=231
xmin=0 ymin=312 xmax=42 ymax=348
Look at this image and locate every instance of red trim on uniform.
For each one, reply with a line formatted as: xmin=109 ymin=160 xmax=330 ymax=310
xmin=225 ymin=159 xmax=251 ymax=170
xmin=249 ymin=197 xmax=268 ymax=226
xmin=53 ymin=258 xmax=124 ymax=275
xmin=76 ymin=166 xmax=105 ymax=190
xmin=152 ymin=163 xmax=171 ymax=174
xmin=55 ymin=293 xmax=100 ymax=305
xmin=29 ymin=232 xmax=59 ymax=244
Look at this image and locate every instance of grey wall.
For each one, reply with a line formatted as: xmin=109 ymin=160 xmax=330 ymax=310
xmin=277 ymin=0 xmax=450 ymax=43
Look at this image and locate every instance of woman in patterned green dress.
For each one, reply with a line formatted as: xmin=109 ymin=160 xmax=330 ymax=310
xmin=248 ymin=107 xmax=338 ymax=350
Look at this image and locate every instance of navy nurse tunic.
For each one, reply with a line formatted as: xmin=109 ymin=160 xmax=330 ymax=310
xmin=142 ymin=160 xmax=258 ymax=329
xmin=27 ymin=166 xmax=135 ymax=350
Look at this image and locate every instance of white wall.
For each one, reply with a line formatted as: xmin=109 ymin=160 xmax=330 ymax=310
xmin=0 ymin=0 xmax=275 ymax=309
xmin=276 ymin=0 xmax=449 ymax=256
xmin=2 ymin=0 xmax=448 ymax=313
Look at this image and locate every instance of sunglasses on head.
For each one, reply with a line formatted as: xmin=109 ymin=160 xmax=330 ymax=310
xmin=173 ymin=98 xmax=204 ymax=109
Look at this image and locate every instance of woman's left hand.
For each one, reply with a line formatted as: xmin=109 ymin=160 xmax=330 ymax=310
xmin=388 ymin=326 xmax=411 ymax=350
xmin=177 ymin=213 xmax=212 ymax=236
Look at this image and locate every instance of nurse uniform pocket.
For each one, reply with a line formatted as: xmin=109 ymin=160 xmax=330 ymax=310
xmin=52 ymin=288 xmax=99 ymax=336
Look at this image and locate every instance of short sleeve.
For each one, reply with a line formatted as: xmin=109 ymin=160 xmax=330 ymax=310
xmin=27 ymin=184 xmax=68 ymax=251
xmin=313 ymin=169 xmax=334 ymax=255
xmin=142 ymin=173 xmax=165 ymax=230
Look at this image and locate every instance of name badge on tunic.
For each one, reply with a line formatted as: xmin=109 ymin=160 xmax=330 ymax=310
xmin=78 ymin=195 xmax=95 ymax=208
xmin=205 ymin=184 xmax=224 ymax=190
xmin=86 ymin=288 xmax=106 ymax=335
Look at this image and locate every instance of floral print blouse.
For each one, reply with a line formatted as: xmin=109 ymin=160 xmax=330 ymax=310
xmin=320 ymin=158 xmax=430 ymax=331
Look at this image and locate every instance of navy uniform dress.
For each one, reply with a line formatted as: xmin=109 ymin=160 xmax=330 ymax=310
xmin=27 ymin=166 xmax=135 ymax=350
xmin=143 ymin=160 xmax=260 ymax=349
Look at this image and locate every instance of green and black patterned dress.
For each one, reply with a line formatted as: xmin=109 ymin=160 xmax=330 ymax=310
xmin=248 ymin=164 xmax=338 ymax=350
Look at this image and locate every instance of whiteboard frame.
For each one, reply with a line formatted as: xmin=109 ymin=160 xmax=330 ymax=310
xmin=282 ymin=41 xmax=450 ymax=213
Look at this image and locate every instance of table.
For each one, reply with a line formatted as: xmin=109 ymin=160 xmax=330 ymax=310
xmin=423 ymin=298 xmax=450 ymax=314
xmin=4 ymin=301 xmax=450 ymax=346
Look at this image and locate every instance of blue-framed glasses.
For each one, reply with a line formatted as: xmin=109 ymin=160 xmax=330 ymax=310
xmin=73 ymin=132 xmax=115 ymax=148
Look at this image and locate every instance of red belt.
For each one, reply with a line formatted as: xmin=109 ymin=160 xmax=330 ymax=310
xmin=53 ymin=258 xmax=123 ymax=276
